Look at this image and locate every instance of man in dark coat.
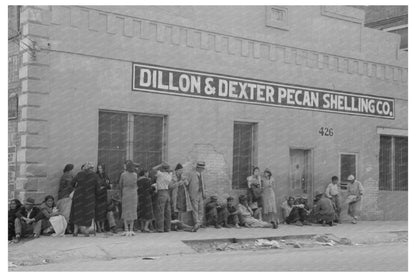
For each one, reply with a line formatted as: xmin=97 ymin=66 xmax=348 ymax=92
xmin=205 ymin=196 xmax=230 ymax=228
xmin=315 ymin=192 xmax=336 ymax=226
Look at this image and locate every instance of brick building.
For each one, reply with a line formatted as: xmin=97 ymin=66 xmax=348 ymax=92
xmin=8 ymin=6 xmax=407 ymax=221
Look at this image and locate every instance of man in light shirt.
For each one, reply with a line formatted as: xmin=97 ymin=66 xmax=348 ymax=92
xmin=152 ymin=162 xmax=173 ymax=232
xmin=325 ymin=176 xmax=341 ymax=223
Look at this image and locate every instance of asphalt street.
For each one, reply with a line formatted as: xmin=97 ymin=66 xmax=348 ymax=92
xmin=12 ymin=242 xmax=407 ymax=271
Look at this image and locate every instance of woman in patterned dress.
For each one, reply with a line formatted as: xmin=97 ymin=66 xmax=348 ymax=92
xmin=261 ymin=168 xmax=278 ymax=225
xmin=120 ymin=160 xmax=138 ymax=236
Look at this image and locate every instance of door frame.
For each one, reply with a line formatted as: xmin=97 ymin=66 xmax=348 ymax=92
xmin=288 ymin=147 xmax=314 ymax=204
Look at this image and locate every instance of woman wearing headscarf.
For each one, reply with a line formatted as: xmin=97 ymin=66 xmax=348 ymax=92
xmin=120 ymin=160 xmax=138 ymax=236
xmin=8 ymin=199 xmax=22 ymax=241
xmin=56 ymin=164 xmax=74 ymax=234
xmin=38 ymin=195 xmax=68 ymax=236
xmin=137 ymin=169 xmax=154 ymax=232
xmin=261 ymin=168 xmax=278 ymax=226
xmin=70 ymin=161 xmax=99 ymax=236
xmin=95 ymin=163 xmax=111 ymax=232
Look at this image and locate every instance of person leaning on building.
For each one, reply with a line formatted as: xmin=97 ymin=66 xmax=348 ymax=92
xmin=56 ymin=163 xmax=74 ymax=234
xmin=186 ymin=161 xmax=207 ymax=232
xmin=261 ymin=168 xmax=278 ymax=227
xmin=152 ymin=162 xmax=173 ymax=232
xmin=8 ymin=199 xmax=22 ymax=241
xmin=346 ymin=175 xmax=364 ymax=224
xmin=247 ymin=167 xmax=263 ymax=216
xmin=325 ymin=176 xmax=341 ymax=223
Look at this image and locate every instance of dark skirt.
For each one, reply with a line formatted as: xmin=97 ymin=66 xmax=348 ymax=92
xmin=95 ymin=187 xmax=108 ymax=221
xmin=71 ymin=171 xmax=98 ymax=227
xmin=137 ymin=178 xmax=154 ymax=221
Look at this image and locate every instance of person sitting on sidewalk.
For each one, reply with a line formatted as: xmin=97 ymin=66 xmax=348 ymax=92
xmin=226 ymin=196 xmax=241 ymax=228
xmin=14 ymin=197 xmax=43 ymax=242
xmin=280 ymin=196 xmax=311 ymax=226
xmin=237 ymin=195 xmax=277 ymax=229
xmin=314 ymin=192 xmax=336 ymax=226
xmin=107 ymin=193 xmax=122 ymax=233
xmin=38 ymin=195 xmax=67 ymax=236
xmin=9 ymin=199 xmax=22 ymax=241
xmin=205 ymin=196 xmax=230 ymax=228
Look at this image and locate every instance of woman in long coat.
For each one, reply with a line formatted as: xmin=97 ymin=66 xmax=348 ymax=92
xmin=95 ymin=163 xmax=111 ymax=232
xmin=137 ymin=169 xmax=154 ymax=232
xmin=70 ymin=162 xmax=99 ymax=236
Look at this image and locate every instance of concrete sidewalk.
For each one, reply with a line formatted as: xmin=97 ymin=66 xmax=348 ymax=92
xmin=8 ymin=221 xmax=408 ymax=267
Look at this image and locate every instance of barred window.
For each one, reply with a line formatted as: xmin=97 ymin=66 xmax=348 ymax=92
xmin=98 ymin=110 xmax=166 ymax=184
xmin=232 ymin=122 xmax=257 ymax=189
xmin=379 ymin=135 xmax=408 ymax=191
xmin=340 ymin=153 xmax=357 ymax=189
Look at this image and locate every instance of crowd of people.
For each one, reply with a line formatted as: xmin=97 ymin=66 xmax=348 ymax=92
xmin=8 ymin=160 xmax=364 ymax=242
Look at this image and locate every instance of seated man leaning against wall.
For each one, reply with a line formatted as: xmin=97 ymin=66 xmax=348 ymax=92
xmin=13 ymin=198 xmax=43 ymax=242
xmin=280 ymin=196 xmax=312 ymax=226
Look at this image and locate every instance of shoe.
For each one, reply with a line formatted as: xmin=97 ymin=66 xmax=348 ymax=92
xmin=191 ymin=224 xmax=200 ymax=232
xmin=271 ymin=221 xmax=278 ymax=229
xmin=110 ymin=227 xmax=117 ymax=234
xmin=235 ymin=224 xmax=241 ymax=229
xmin=215 ymin=224 xmax=221 ymax=229
xmin=33 ymin=233 xmax=40 ymax=239
xmin=224 ymin=224 xmax=233 ymax=228
xmin=302 ymin=221 xmax=312 ymax=226
xmin=295 ymin=221 xmax=303 ymax=226
xmin=73 ymin=231 xmax=78 ymax=237
xmin=14 ymin=235 xmax=21 ymax=243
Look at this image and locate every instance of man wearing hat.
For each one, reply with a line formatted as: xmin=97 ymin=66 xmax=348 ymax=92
xmin=170 ymin=163 xmax=192 ymax=221
xmin=152 ymin=161 xmax=173 ymax=232
xmin=314 ymin=192 xmax=336 ymax=226
xmin=186 ymin=161 xmax=207 ymax=232
xmin=346 ymin=175 xmax=364 ymax=224
xmin=14 ymin=197 xmax=43 ymax=242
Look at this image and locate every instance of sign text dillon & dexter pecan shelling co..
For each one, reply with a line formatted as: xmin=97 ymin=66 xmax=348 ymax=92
xmin=132 ymin=63 xmax=395 ymax=119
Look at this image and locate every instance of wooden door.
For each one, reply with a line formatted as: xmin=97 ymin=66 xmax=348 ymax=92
xmin=289 ymin=149 xmax=313 ymax=203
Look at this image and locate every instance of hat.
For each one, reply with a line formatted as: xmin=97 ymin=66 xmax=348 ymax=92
xmin=264 ymin=168 xmax=272 ymax=176
xmin=161 ymin=162 xmax=170 ymax=170
xmin=196 ymin=161 xmax=205 ymax=169
xmin=84 ymin=161 xmax=94 ymax=170
xmin=111 ymin=193 xmax=121 ymax=202
xmin=25 ymin=197 xmax=35 ymax=205
xmin=314 ymin=191 xmax=323 ymax=197
xmin=239 ymin=195 xmax=247 ymax=202
xmin=175 ymin=163 xmax=183 ymax=171
xmin=227 ymin=196 xmax=234 ymax=202
xmin=210 ymin=195 xmax=218 ymax=201
xmin=347 ymin=175 xmax=355 ymax=181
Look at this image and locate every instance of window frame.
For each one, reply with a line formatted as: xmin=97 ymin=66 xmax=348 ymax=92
xmin=379 ymin=135 xmax=408 ymax=191
xmin=232 ymin=121 xmax=258 ymax=190
xmin=98 ymin=109 xmax=167 ymax=183
xmin=338 ymin=152 xmax=358 ymax=190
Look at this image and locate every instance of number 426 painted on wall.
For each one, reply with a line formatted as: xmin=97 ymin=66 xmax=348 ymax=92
xmin=319 ymin=127 xmax=334 ymax=136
